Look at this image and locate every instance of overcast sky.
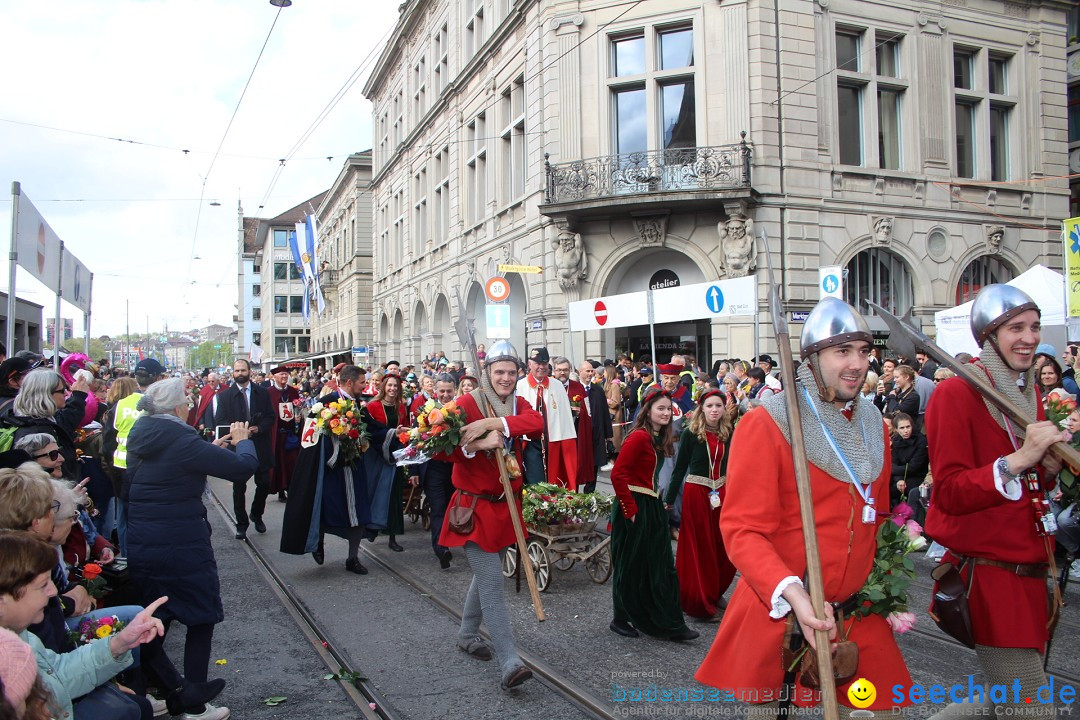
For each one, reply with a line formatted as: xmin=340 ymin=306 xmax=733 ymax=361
xmin=0 ymin=1 xmax=400 ymax=339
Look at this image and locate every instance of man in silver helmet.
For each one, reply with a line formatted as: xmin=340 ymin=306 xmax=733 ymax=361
xmin=435 ymin=340 xmax=543 ymax=691
xmin=924 ymin=284 xmax=1064 ymax=719
xmin=696 ymin=297 xmax=912 ymax=717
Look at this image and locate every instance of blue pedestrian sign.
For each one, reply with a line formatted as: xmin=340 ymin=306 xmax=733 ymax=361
xmin=822 ymin=274 xmax=839 ymax=294
xmin=705 ymin=285 xmax=725 ymax=314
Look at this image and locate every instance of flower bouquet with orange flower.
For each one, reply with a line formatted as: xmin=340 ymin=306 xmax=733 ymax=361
xmin=306 ymin=397 xmax=369 ymax=467
xmin=1046 ymin=389 xmax=1080 ymax=504
xmin=68 ymin=614 xmax=126 ymax=646
xmin=393 ymin=397 xmax=468 ymax=466
xmin=75 ymin=562 xmax=108 ymax=598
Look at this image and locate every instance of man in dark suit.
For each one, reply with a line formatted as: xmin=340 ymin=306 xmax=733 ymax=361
xmin=217 ymin=358 xmax=275 ymax=538
xmin=578 ymin=360 xmax=612 ymax=493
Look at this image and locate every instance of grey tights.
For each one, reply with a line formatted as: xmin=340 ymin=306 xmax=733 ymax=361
xmin=459 ymin=542 xmax=522 ymax=673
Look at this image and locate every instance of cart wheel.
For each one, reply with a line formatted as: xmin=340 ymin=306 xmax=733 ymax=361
xmin=553 ymin=554 xmax=575 ymax=571
xmin=585 ymin=539 xmax=612 ymax=584
xmin=526 ymin=540 xmax=551 ymax=592
xmin=421 ymin=499 xmax=431 ymax=531
xmin=408 ymin=509 xmax=421 ymax=525
xmin=501 ymin=545 xmax=518 ymax=578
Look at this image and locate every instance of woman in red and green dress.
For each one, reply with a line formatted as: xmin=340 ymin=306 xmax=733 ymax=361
xmin=608 ymin=387 xmax=698 ymax=641
xmin=665 ymin=389 xmax=736 ymax=621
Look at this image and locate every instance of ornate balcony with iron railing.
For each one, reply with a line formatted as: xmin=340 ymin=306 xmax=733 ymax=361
xmin=541 ymin=134 xmax=752 ymax=219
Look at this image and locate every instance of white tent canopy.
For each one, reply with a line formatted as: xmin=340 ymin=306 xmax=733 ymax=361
xmin=934 ymin=265 xmax=1065 ymax=356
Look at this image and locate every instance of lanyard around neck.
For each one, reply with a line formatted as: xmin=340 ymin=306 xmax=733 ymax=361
xmin=801 ymin=387 xmax=873 ymax=504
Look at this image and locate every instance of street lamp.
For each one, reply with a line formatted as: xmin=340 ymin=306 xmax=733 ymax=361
xmin=269 ymin=0 xmax=292 ymax=6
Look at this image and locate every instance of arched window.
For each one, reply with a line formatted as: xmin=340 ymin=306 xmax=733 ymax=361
xmin=955 ymin=256 xmax=1013 ymax=304
xmin=844 ymin=248 xmax=915 ymax=316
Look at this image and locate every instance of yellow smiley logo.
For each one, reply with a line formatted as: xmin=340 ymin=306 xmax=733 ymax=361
xmin=847 ymin=678 xmax=876 ymax=709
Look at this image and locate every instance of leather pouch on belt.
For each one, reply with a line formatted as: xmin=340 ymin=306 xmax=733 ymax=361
xmin=780 ymin=615 xmax=859 ymax=690
xmin=929 ymin=561 xmax=976 ymax=649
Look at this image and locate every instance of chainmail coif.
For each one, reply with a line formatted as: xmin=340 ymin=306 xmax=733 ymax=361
xmin=759 ymin=362 xmax=884 ymax=487
xmin=977 ymin=339 xmax=1038 ymax=438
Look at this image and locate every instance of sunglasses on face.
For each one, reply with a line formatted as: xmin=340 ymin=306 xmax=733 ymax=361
xmin=34 ymin=449 xmax=61 ymax=461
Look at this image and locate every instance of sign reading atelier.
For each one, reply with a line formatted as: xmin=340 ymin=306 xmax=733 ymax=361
xmin=568 ymin=276 xmax=755 ymax=331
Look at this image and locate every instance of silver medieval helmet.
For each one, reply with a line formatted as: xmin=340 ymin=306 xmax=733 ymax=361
xmin=799 ymin=297 xmax=873 ymax=359
xmin=970 ymin=284 xmax=1039 ymax=346
xmin=484 ymin=339 xmax=522 ymax=369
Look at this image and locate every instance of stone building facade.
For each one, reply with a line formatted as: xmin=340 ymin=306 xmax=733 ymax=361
xmin=310 ymin=152 xmax=375 ymax=368
xmin=364 ymin=0 xmax=1072 ymax=366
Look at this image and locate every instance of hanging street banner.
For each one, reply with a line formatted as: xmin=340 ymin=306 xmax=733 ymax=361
xmin=14 ymin=188 xmax=62 ymax=294
xmin=568 ymin=275 xmax=755 ymax=331
xmin=1064 ymin=217 xmax=1080 ymax=317
xmin=61 ymin=247 xmax=92 ymax=313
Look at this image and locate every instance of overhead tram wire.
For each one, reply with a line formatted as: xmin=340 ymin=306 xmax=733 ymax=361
xmin=254 ymin=22 xmax=395 ymax=215
xmin=182 ymin=2 xmax=289 ymax=300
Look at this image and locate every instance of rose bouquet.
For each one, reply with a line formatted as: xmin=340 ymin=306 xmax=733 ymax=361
xmin=307 ymin=398 xmax=369 ymax=466
xmin=68 ymin=614 xmax=125 ymax=646
xmin=852 ymin=506 xmax=926 ymax=633
xmin=75 ymin=563 xmax=108 ymax=599
xmin=393 ymin=398 xmax=467 ymax=465
xmin=1045 ymin=389 xmax=1080 ymax=505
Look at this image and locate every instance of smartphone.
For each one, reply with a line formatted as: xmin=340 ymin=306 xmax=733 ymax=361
xmin=215 ymin=425 xmax=230 ymax=441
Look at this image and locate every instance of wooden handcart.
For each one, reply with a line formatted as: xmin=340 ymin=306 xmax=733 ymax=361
xmin=500 ymin=517 xmax=611 ymax=592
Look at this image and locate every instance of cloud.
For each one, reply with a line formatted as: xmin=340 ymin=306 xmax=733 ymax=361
xmin=0 ymin=0 xmax=398 ymax=337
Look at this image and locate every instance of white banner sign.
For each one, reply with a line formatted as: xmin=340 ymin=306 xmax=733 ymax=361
xmin=15 ymin=190 xmax=62 ymax=294
xmin=568 ymin=276 xmax=756 ymax=332
xmin=819 ymin=266 xmax=843 ymax=300
xmin=61 ymin=248 xmax=92 ymax=313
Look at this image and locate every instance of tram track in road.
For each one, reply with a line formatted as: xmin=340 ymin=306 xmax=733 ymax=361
xmin=208 ymin=483 xmax=615 ymax=720
xmin=206 ymin=486 xmax=398 ymax=720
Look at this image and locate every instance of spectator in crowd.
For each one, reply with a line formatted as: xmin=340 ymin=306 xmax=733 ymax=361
xmin=1037 ymin=357 xmax=1065 ymax=399
xmin=915 ymin=351 xmax=939 ymax=381
xmin=578 ymin=361 xmax=612 ymax=491
xmin=0 ymin=357 xmax=32 ymax=415
xmin=1062 ymin=344 xmax=1080 ymax=395
xmin=215 ymin=359 xmax=274 ymax=540
xmin=458 ymin=375 xmax=478 ymax=396
xmin=605 ymin=364 xmax=626 ymax=460
xmin=5 ymin=370 xmax=89 ymax=480
xmin=886 ymin=365 xmax=920 ymax=422
xmin=737 ymin=367 xmax=774 ymax=414
xmin=126 ymin=379 xmax=256 ymax=719
xmin=890 ymin=412 xmax=929 ymax=511
xmin=0 ymin=625 xmax=53 ymax=720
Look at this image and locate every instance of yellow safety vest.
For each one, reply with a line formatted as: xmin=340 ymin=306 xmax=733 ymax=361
xmin=112 ymin=392 xmax=143 ymax=469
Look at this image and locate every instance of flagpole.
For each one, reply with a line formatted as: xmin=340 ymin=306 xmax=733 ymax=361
xmin=53 ymin=240 xmax=64 ymax=366
xmin=84 ymin=273 xmax=93 ymax=356
xmin=8 ymin=182 xmax=20 ymax=354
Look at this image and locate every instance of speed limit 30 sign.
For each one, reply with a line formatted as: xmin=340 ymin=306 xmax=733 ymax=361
xmin=485 ymin=277 xmax=510 ymax=303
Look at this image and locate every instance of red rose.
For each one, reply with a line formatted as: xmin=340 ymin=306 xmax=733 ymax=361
xmin=348 ymin=429 xmax=360 ymax=439
xmin=82 ymin=563 xmax=102 ymax=580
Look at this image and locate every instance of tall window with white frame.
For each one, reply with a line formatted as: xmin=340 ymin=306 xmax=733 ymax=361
xmin=954 ymin=46 xmax=1016 ymax=181
xmin=379 ymin=202 xmax=390 ymax=273
xmin=500 ymin=75 xmax=526 ymax=205
xmin=835 ymin=27 xmax=906 ymax=169
xmin=393 ymin=189 xmax=405 ymax=266
xmin=393 ymin=90 xmax=405 ymax=147
xmin=413 ymin=166 xmax=428 ymax=255
xmin=434 ymin=23 xmax=449 ymax=95
xmin=465 ymin=0 xmax=484 ymax=58
xmin=608 ymin=24 xmax=696 ymax=163
xmin=434 ymin=145 xmax=450 ymax=243
xmin=413 ymin=56 xmax=426 ymax=121
xmin=466 ymin=115 xmax=487 ymax=226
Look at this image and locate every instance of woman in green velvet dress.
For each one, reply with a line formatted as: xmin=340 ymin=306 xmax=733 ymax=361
xmin=608 ymin=387 xmax=698 ymax=641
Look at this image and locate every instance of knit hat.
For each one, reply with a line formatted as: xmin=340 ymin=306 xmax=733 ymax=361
xmin=0 ymin=627 xmax=37 ymax=710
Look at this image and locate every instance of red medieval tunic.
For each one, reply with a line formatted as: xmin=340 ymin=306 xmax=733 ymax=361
xmin=696 ymin=406 xmax=912 ymax=711
xmin=267 ymin=382 xmax=301 ymax=494
xmin=924 ymin=374 xmax=1055 ymax=650
xmin=436 ymin=393 xmax=543 ymax=552
xmin=665 ymin=428 xmax=736 ymax=619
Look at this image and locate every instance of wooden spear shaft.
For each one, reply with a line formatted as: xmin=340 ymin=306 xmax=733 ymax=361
xmin=762 ymin=231 xmax=839 ymax=720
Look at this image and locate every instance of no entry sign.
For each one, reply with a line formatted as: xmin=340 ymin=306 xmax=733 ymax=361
xmin=594 ymin=300 xmax=608 ymax=326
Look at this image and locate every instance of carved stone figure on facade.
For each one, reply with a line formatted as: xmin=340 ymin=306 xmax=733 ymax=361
xmin=717 ymin=213 xmax=756 ymax=278
xmin=871 ymin=215 xmax=894 ymax=245
xmin=984 ymin=225 xmax=1005 ymax=254
xmin=632 ymin=214 xmax=668 ymax=248
xmin=553 ymin=228 xmax=588 ymax=291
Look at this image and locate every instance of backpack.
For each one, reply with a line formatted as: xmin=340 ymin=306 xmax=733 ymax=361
xmin=0 ymin=424 xmax=17 ymax=453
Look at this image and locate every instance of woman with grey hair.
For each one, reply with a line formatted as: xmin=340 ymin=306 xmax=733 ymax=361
xmin=125 ymin=378 xmax=256 ymax=719
xmin=5 ymin=369 xmax=90 ymax=479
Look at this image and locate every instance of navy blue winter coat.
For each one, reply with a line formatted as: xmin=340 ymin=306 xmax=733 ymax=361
xmin=126 ymin=414 xmax=257 ymax=625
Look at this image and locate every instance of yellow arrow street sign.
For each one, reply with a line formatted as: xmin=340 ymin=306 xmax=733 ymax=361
xmin=498 ymin=264 xmax=543 ymax=274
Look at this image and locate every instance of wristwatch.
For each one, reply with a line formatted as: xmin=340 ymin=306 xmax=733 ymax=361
xmin=996 ymin=456 xmax=1020 ymax=482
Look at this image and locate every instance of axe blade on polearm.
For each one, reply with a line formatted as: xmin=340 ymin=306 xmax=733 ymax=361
xmin=761 ymin=230 xmax=840 ymax=720
xmin=451 ymin=286 xmax=546 ymax=621
xmin=867 ymin=300 xmax=1080 ymax=470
